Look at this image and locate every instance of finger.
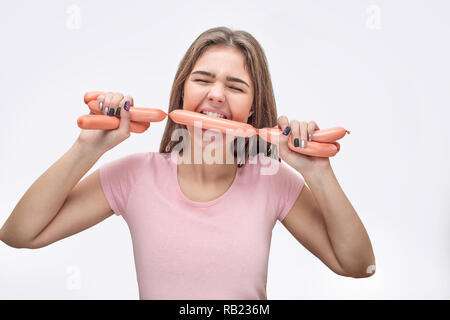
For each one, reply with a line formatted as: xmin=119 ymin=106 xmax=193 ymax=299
xmin=117 ymin=95 xmax=134 ymax=111
xmin=113 ymin=92 xmax=124 ymax=100
xmin=289 ymin=120 xmax=300 ymax=148
xmin=102 ymin=92 xmax=114 ymax=115
xmin=119 ymin=95 xmax=134 ymax=111
xmin=128 ymin=95 xmax=134 ymax=106
xmin=97 ymin=94 xmax=106 ymax=113
xmin=299 ymin=121 xmax=308 ymax=147
xmin=115 ymin=95 xmax=131 ymax=118
xmin=277 ymin=115 xmax=291 ymax=135
xmin=307 ymin=121 xmax=320 ymax=141
xmin=107 ymin=93 xmax=124 ymax=117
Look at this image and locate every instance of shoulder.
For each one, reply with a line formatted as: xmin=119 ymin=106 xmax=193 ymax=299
xmin=107 ymin=152 xmax=149 ymax=167
xmin=99 ymin=151 xmax=172 ymax=186
xmin=148 ymin=151 xmax=176 ymax=167
xmin=100 ymin=152 xmax=153 ymax=175
xmin=109 ymin=151 xmax=170 ymax=164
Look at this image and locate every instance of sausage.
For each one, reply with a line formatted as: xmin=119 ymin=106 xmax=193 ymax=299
xmin=168 ymin=109 xmax=257 ymax=137
xmin=81 ymin=93 xmax=350 ymax=157
xmin=77 ymin=114 xmax=150 ymax=133
xmin=287 ymin=137 xmax=339 ymax=157
xmin=169 ymin=110 xmax=348 ymax=157
xmin=83 ymin=91 xmax=104 ymax=104
xmin=82 ymin=92 xmax=164 ymax=133
xmin=308 ymin=127 xmax=350 ymax=142
xmin=84 ymin=91 xmax=167 ymax=123
xmin=257 ymin=126 xmax=349 ymax=144
xmin=86 ymin=100 xmax=167 ymax=123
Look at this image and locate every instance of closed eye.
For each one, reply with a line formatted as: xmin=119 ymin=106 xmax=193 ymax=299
xmin=194 ymin=79 xmax=244 ymax=93
xmin=230 ymin=87 xmax=244 ymax=92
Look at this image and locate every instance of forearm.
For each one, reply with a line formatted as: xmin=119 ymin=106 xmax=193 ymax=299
xmin=1 ymin=140 xmax=103 ymax=247
xmin=302 ymin=165 xmax=376 ymax=277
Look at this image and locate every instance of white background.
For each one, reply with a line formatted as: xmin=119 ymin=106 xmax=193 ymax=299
xmin=0 ymin=0 xmax=448 ymax=299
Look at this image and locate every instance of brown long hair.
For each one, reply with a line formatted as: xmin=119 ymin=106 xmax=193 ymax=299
xmin=159 ymin=26 xmax=280 ymax=167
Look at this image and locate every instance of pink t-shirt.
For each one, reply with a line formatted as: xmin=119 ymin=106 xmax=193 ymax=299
xmin=99 ymin=152 xmax=304 ymax=300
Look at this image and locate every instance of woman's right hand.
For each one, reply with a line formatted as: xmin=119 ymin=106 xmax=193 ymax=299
xmin=76 ymin=92 xmax=134 ymax=154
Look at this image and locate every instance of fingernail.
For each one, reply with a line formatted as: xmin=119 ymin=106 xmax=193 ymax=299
xmin=294 ymin=138 xmax=299 ymax=148
xmin=99 ymin=101 xmax=103 ymax=110
xmin=301 ymin=139 xmax=306 ymax=149
xmin=308 ymin=133 xmax=312 ymax=142
xmin=124 ymin=101 xmax=130 ymax=111
xmin=282 ymin=126 xmax=291 ymax=136
xmin=116 ymin=107 xmax=121 ymax=117
xmin=108 ymin=108 xmax=115 ymax=116
xmin=103 ymin=107 xmax=109 ymax=115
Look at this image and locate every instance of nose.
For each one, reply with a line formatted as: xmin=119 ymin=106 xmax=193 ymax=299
xmin=207 ymin=83 xmax=225 ymax=104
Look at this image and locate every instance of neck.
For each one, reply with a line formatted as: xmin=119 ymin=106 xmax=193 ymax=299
xmin=176 ymin=138 xmax=239 ymax=184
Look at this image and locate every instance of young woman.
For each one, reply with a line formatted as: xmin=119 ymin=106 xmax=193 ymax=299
xmin=0 ymin=27 xmax=375 ymax=299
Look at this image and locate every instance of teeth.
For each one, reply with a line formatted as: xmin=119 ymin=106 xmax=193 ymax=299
xmin=201 ymin=111 xmax=226 ymax=119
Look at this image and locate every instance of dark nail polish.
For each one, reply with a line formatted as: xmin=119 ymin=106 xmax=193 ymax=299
xmin=294 ymin=138 xmax=299 ymax=148
xmin=108 ymin=108 xmax=115 ymax=116
xmin=124 ymin=101 xmax=130 ymax=111
xmin=116 ymin=107 xmax=121 ymax=117
xmin=282 ymin=126 xmax=291 ymax=136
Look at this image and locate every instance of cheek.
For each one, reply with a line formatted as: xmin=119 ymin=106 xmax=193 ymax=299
xmin=229 ymin=97 xmax=253 ymax=121
xmin=182 ymin=83 xmax=203 ymax=111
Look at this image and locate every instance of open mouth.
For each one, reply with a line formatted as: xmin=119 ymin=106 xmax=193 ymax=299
xmin=191 ymin=109 xmax=230 ymax=135
xmin=200 ymin=110 xmax=228 ymax=120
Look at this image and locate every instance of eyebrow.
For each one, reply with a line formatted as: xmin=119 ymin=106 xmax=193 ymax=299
xmin=191 ymin=70 xmax=250 ymax=88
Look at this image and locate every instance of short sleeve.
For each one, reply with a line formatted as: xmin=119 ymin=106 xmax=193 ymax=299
xmin=99 ymin=153 xmax=144 ymax=216
xmin=271 ymin=161 xmax=305 ymax=222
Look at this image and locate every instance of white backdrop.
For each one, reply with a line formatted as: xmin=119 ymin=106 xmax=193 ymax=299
xmin=0 ymin=0 xmax=448 ymax=299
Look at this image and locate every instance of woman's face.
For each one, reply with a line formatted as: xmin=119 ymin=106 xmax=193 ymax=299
xmin=182 ymin=45 xmax=254 ymax=150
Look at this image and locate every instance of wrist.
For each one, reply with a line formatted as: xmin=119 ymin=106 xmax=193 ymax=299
xmin=299 ymin=160 xmax=333 ymax=181
xmin=72 ymin=139 xmax=105 ymax=160
xmin=291 ymin=156 xmax=331 ymax=174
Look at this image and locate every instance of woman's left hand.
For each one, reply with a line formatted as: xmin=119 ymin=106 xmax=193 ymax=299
xmin=276 ymin=115 xmax=332 ymax=173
